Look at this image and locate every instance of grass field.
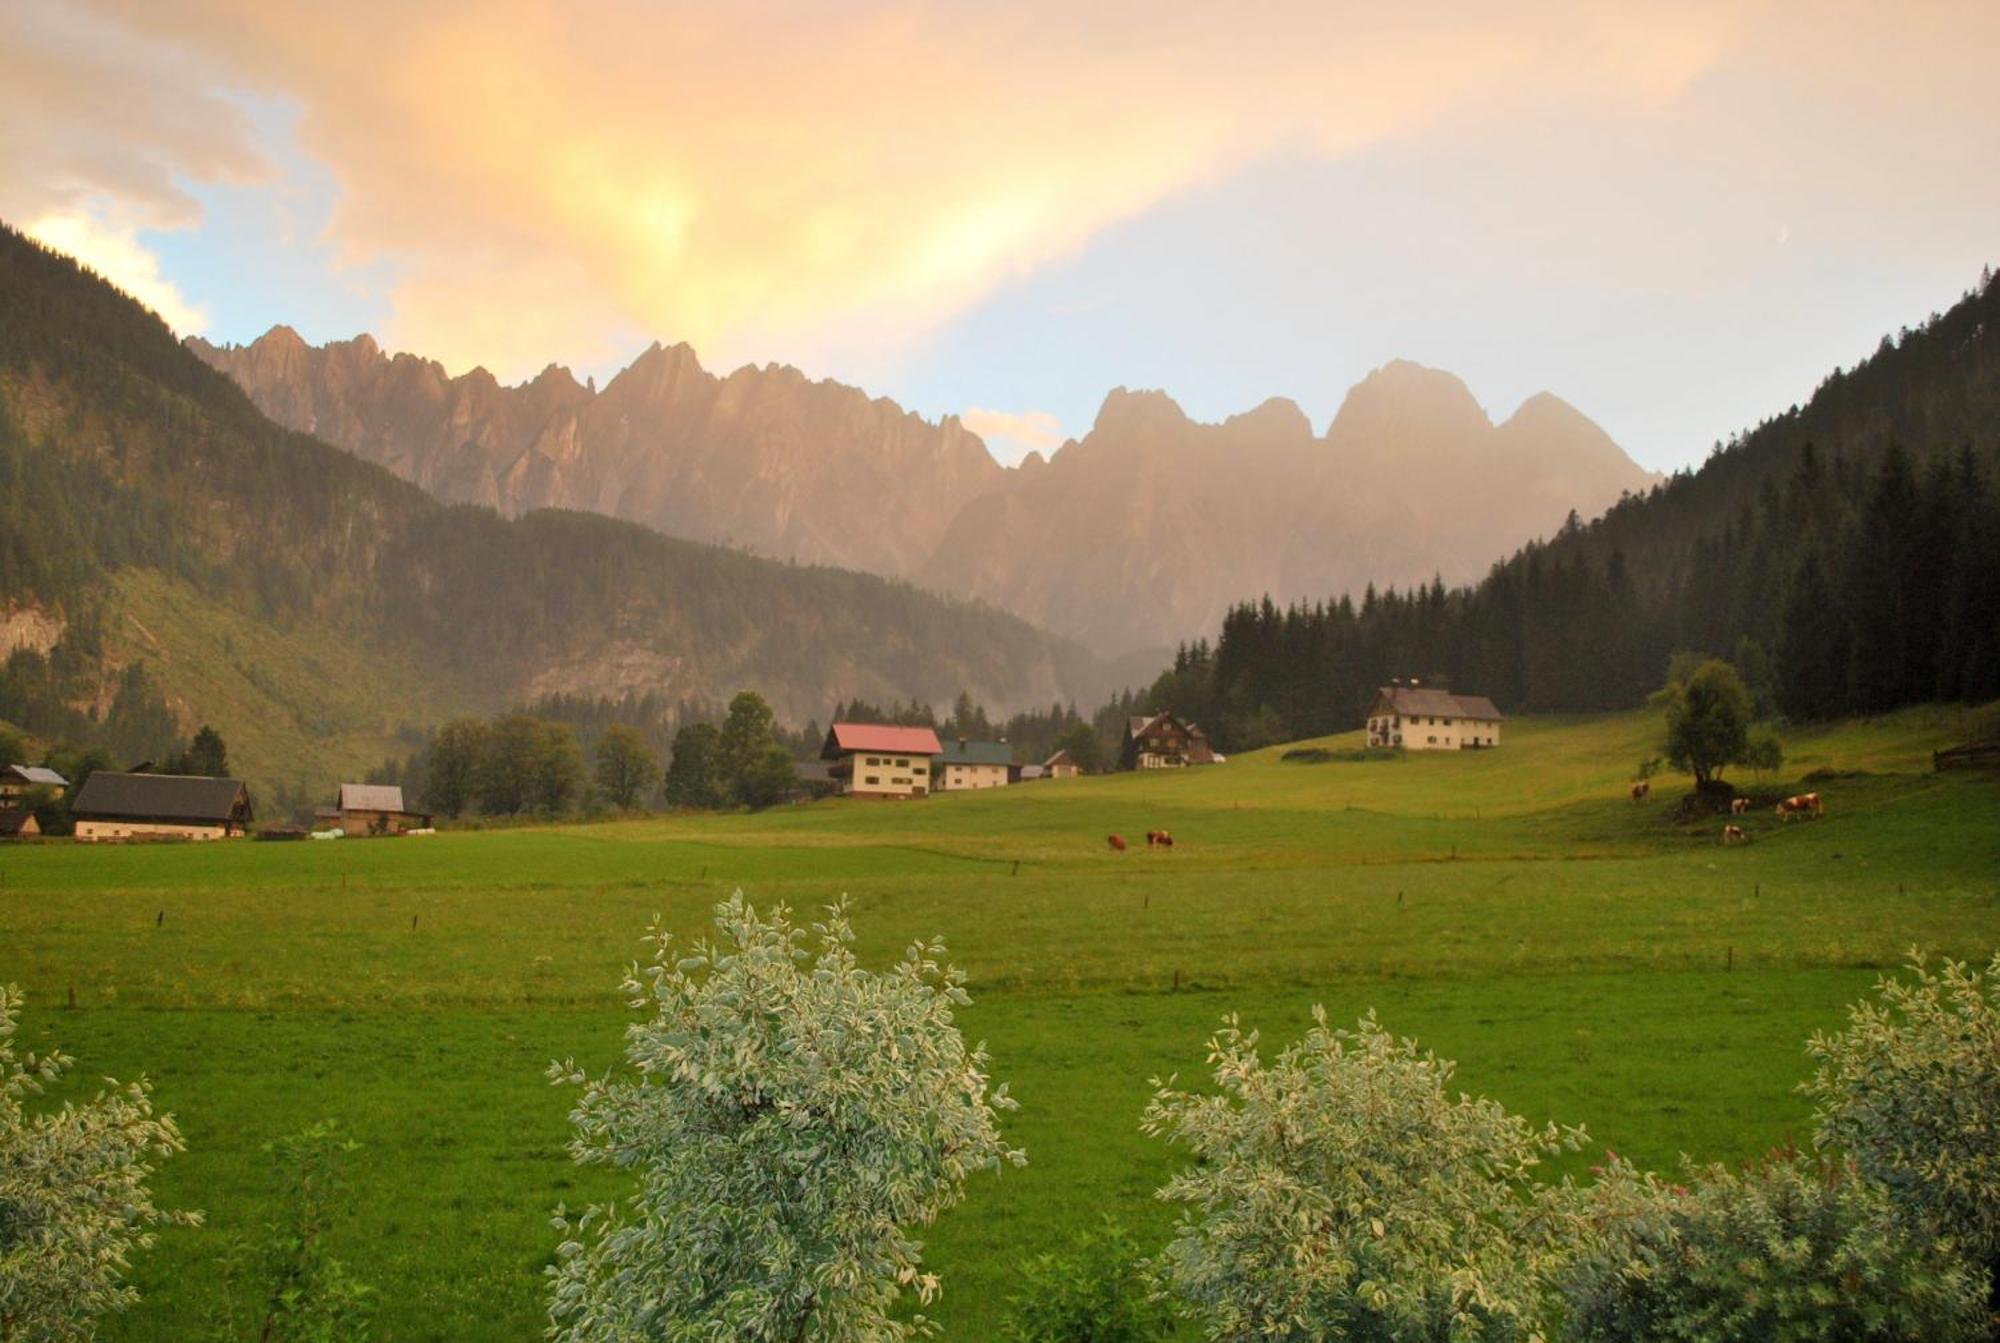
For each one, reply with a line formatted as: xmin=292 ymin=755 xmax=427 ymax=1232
xmin=3 ymin=704 xmax=1997 ymax=1338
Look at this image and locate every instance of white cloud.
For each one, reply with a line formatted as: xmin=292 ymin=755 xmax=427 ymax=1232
xmin=28 ymin=210 xmax=208 ymax=334
xmin=963 ymin=407 xmax=1066 ymax=465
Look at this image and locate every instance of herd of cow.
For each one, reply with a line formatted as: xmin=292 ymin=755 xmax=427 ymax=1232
xmin=1628 ymin=779 xmax=1826 ymax=845
xmin=1106 ymin=830 xmax=1174 ymax=851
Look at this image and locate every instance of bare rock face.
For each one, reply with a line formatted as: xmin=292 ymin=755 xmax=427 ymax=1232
xmin=192 ymin=334 xmax=1656 ymax=659
xmin=189 ymin=330 xmax=1005 ymax=579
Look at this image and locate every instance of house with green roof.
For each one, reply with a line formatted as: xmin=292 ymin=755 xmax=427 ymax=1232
xmin=935 ymin=738 xmax=1012 ymax=791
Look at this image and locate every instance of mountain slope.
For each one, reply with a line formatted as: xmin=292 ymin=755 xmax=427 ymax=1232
xmin=193 ymin=333 xmax=1657 ymax=658
xmin=928 ymin=363 xmax=1656 ymax=655
xmin=0 ymin=223 xmax=1105 ymax=790
xmin=189 ymin=328 xmax=1005 ymax=577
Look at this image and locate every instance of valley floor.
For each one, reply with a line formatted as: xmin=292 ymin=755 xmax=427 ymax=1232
xmin=2 ymin=704 xmax=1996 ymax=1339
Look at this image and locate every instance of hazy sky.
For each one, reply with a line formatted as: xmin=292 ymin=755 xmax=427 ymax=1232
xmin=4 ymin=1 xmax=1995 ymax=469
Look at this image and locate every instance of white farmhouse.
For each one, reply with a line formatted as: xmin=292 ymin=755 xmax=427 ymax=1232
xmin=1366 ymin=684 xmax=1504 ymax=751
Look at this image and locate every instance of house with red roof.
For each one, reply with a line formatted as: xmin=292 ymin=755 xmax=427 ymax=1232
xmin=820 ymin=722 xmax=944 ymax=798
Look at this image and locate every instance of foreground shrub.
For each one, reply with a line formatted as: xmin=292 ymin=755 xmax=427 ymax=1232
xmin=1144 ymin=1009 xmax=1583 ymax=1342
xmin=546 ymin=893 xmax=1023 ymax=1341
xmin=1562 ymin=1149 xmax=1988 ymax=1341
xmin=0 ymin=984 xmax=196 ymax=1340
xmin=1803 ymin=951 xmax=2000 ymax=1297
xmin=1003 ymin=1216 xmax=1176 ymax=1343
xmin=209 ymin=1122 xmax=374 ymax=1342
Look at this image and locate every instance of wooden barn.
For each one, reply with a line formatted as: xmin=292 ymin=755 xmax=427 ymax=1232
xmin=334 ymin=783 xmax=432 ymax=835
xmin=1122 ymin=713 xmax=1215 ymax=770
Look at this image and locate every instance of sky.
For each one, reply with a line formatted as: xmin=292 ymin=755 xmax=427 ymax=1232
xmin=2 ymin=2 xmax=1995 ymax=470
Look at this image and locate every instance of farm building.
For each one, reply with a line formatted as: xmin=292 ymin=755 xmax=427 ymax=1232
xmin=1122 ymin=713 xmax=1216 ymax=770
xmin=820 ymin=723 xmax=942 ymax=798
xmin=0 ymin=806 xmax=39 ymax=839
xmin=936 ymin=739 xmax=1011 ymax=791
xmin=70 ymin=772 xmax=254 ymax=841
xmin=0 ymin=763 xmax=66 ymax=800
xmin=1365 ymin=684 xmax=1504 ymax=750
xmin=1042 ymin=749 xmax=1082 ymax=779
xmin=333 ymin=783 xmax=432 ymax=835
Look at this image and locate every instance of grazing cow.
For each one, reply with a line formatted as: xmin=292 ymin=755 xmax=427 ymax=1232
xmin=1775 ymin=792 xmax=1824 ymax=822
xmin=1723 ymin=824 xmax=1746 ymax=844
xmin=1107 ymin=833 xmax=1128 ymax=852
xmin=1148 ymin=830 xmax=1174 ymax=848
xmin=1730 ymin=796 xmax=1750 ymax=816
xmin=1630 ymin=780 xmax=1651 ymax=802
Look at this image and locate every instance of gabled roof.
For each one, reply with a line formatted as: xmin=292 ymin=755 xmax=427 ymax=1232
xmin=1043 ymin=749 xmax=1076 ymax=768
xmin=1127 ymin=712 xmax=1207 ymax=740
xmin=338 ymin=783 xmax=408 ymax=813
xmin=0 ymin=807 xmax=37 ymax=836
xmin=823 ymin=722 xmax=944 ymax=758
xmin=71 ymin=772 xmax=250 ymax=824
xmin=1372 ymin=686 xmax=1505 ymax=721
xmin=1 ymin=764 xmax=67 ymax=787
xmin=937 ymin=739 xmax=1012 ymax=766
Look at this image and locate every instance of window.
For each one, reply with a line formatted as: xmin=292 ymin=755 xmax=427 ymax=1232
xmin=864 ymin=775 xmax=880 ymax=786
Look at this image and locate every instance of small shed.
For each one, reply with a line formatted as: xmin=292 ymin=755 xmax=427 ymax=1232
xmin=0 ymin=807 xmax=40 ymax=839
xmin=336 ymin=783 xmax=432 ymax=835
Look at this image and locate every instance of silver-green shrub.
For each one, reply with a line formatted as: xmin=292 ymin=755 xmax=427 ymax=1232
xmin=1803 ymin=951 xmax=2000 ymax=1297
xmin=0 ymin=984 xmax=197 ymax=1341
xmin=545 ymin=893 xmax=1022 ymax=1341
xmin=1143 ymin=1009 xmax=1584 ymax=1342
xmin=1561 ymin=1149 xmax=1988 ymax=1341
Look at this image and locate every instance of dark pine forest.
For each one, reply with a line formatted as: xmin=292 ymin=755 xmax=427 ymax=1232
xmin=1151 ymin=269 xmax=2000 ymax=750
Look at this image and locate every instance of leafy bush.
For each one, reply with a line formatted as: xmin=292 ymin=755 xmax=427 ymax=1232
xmin=208 ymin=1122 xmax=374 ymax=1343
xmin=1803 ymin=952 xmax=2000 ymax=1295
xmin=0 ymin=984 xmax=197 ymax=1340
xmin=1003 ymin=1217 xmax=1176 ymax=1343
xmin=546 ymin=893 xmax=1023 ymax=1341
xmin=1143 ymin=1010 xmax=1583 ymax=1342
xmin=1562 ymin=1148 xmax=1988 ymax=1341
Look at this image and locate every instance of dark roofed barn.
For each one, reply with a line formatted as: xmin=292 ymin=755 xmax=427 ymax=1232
xmin=70 ymin=772 xmax=253 ymax=841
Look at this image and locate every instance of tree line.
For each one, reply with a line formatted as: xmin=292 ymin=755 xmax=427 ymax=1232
xmin=1143 ymin=269 xmax=2000 ymax=751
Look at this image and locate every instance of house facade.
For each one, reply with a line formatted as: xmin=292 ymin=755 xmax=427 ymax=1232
xmin=334 ymin=783 xmax=432 ymax=834
xmin=1042 ymin=749 xmax=1082 ymax=780
xmin=0 ymin=763 xmax=66 ymax=801
xmin=820 ymin=723 xmax=943 ymax=798
xmin=935 ymin=739 xmax=1011 ymax=791
xmin=1365 ymin=684 xmax=1504 ymax=750
xmin=1122 ymin=713 xmax=1216 ymax=770
xmin=70 ymin=772 xmax=254 ymax=841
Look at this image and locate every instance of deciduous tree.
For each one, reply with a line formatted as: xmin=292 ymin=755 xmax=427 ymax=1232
xmin=547 ymin=895 xmax=1022 ymax=1341
xmin=591 ymin=723 xmax=659 ymax=811
xmin=0 ymin=985 xmax=198 ymax=1339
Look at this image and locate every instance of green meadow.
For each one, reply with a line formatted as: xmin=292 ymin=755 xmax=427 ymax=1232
xmin=3 ymin=705 xmax=1997 ymax=1338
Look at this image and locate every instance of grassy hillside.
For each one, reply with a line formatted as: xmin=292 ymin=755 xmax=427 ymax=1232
xmin=2 ymin=706 xmax=1995 ymax=1338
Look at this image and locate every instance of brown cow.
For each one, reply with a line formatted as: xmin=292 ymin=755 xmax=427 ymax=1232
xmin=1147 ymin=830 xmax=1175 ymax=848
xmin=1775 ymin=792 xmax=1824 ymax=822
xmin=1730 ymin=797 xmax=1750 ymax=815
xmin=1723 ymin=823 xmax=1747 ymax=844
xmin=1107 ymin=833 xmax=1128 ymax=851
xmin=1630 ymin=780 xmax=1651 ymax=802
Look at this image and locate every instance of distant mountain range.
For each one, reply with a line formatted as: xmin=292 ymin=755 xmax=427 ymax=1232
xmin=193 ymin=331 xmax=1658 ymax=657
xmin=0 ymin=224 xmax=1105 ymax=790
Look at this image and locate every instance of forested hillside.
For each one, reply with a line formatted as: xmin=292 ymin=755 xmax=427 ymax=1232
xmin=0 ymin=224 xmax=1105 ymax=790
xmin=1154 ymin=269 xmax=2000 ymax=748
